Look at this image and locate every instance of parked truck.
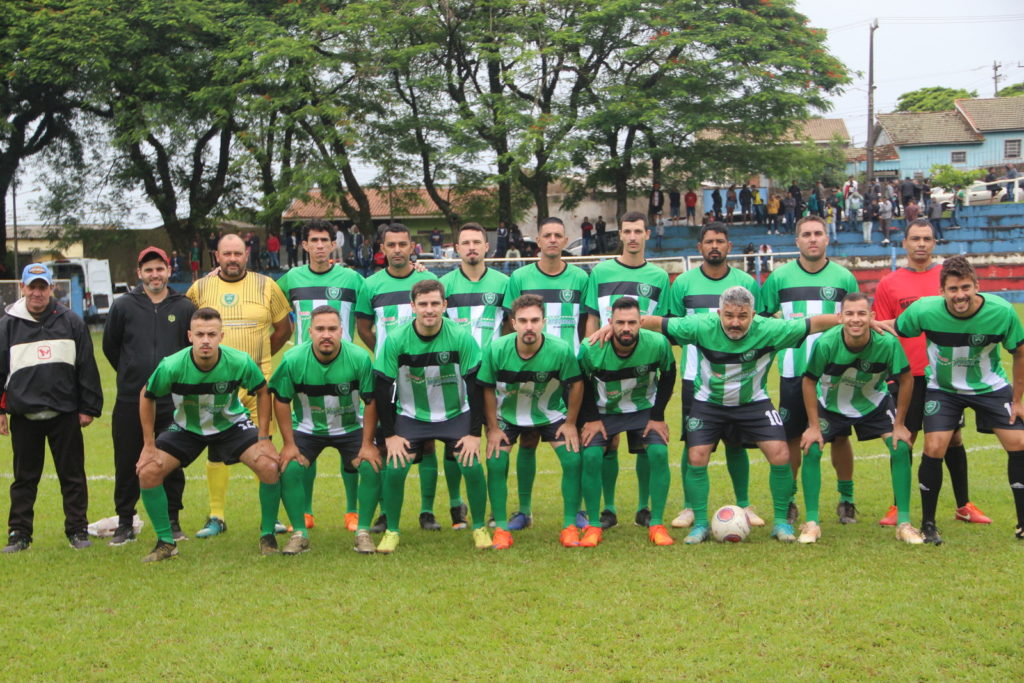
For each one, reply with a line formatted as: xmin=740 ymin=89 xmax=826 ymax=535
xmin=42 ymin=258 xmax=114 ymax=322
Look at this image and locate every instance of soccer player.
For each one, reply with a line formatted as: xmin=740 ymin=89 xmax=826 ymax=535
xmin=873 ymin=219 xmax=987 ymax=526
xmin=799 ymin=293 xmax=923 ymax=544
xmin=578 ymin=297 xmax=676 ymax=548
xmin=760 ymin=215 xmax=859 ymax=525
xmin=890 ymin=256 xmax=1024 ymax=544
xmin=667 ymin=224 xmax=765 ymax=530
xmin=269 ymin=306 xmax=381 ymax=555
xmin=186 ymin=233 xmax=292 ymax=538
xmin=135 ymin=308 xmax=301 ymax=562
xmin=479 ymin=294 xmax=583 ymax=548
xmin=276 ymin=219 xmax=366 ymax=532
xmin=584 ymin=211 xmax=670 ymax=529
xmin=373 ymin=280 xmax=489 ymax=553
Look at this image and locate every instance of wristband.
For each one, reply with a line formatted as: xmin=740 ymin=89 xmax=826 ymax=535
xmin=258 ymin=436 xmax=272 ymax=441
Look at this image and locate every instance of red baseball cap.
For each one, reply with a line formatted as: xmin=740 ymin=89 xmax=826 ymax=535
xmin=137 ymin=246 xmax=170 ymax=265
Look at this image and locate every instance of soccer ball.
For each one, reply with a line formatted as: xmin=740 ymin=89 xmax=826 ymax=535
xmin=711 ymin=505 xmax=750 ymax=543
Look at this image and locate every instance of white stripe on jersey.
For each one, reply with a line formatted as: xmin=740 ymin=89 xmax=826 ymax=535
xmin=375 ymin=303 xmax=415 ymax=355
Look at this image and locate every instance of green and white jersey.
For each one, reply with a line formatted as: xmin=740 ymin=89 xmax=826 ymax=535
xmin=439 ymin=266 xmax=509 ymax=348
xmin=276 ymin=265 xmax=364 ymax=344
xmin=268 ymin=341 xmax=374 ymax=436
xmin=355 ymin=268 xmax=438 ymax=356
xmin=668 ymin=265 xmax=759 ymax=381
xmin=145 ymin=345 xmax=266 ymax=436
xmin=506 ymin=262 xmax=589 ymax=353
xmin=584 ymin=258 xmax=669 ymax=326
xmin=759 ymin=259 xmax=858 ymax=378
xmin=478 ymin=333 xmax=582 ymax=427
xmin=664 ymin=314 xmax=809 ymax=406
xmin=374 ymin=318 xmax=481 ymax=422
xmin=895 ymin=294 xmax=1024 ymax=395
xmin=805 ymin=327 xmax=909 ymax=418
xmin=578 ymin=329 xmax=675 ymax=416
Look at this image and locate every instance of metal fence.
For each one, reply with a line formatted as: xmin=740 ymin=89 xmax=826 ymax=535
xmin=0 ymin=279 xmax=75 ymax=316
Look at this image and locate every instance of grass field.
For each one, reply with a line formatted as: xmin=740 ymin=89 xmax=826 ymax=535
xmin=2 ymin=327 xmax=1024 ymax=680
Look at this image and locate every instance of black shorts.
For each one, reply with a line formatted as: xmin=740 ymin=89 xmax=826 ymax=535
xmin=495 ymin=419 xmax=566 ymax=448
xmin=395 ymin=412 xmax=471 ymax=455
xmin=686 ymin=399 xmax=786 ymax=448
xmin=817 ymin=398 xmax=895 ymax=443
xmin=156 ymin=420 xmax=259 ymax=468
xmin=923 ymin=386 xmax=1024 ymax=434
xmin=294 ymin=430 xmax=364 ymax=472
xmin=889 ymin=375 xmax=964 ymax=434
xmin=779 ymin=376 xmax=808 ymax=439
xmin=680 ymin=380 xmax=738 ymax=449
xmin=583 ymin=409 xmax=666 ymax=453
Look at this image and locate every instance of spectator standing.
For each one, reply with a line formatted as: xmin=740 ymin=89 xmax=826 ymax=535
xmin=189 ymin=239 xmax=202 ymax=281
xmin=684 ymin=189 xmax=698 ymax=226
xmin=845 ymin=190 xmax=863 ymax=234
xmin=711 ymin=188 xmax=723 ymax=221
xmin=206 ymin=231 xmax=219 ymax=269
xmin=594 ymin=216 xmax=607 ymax=253
xmin=985 ymin=167 xmax=999 ymax=197
xmin=429 ymin=228 xmax=443 ymax=259
xmin=580 ymin=217 xmax=593 ymax=256
xmin=927 ymin=196 xmax=947 ymax=243
xmin=783 ymin=192 xmax=797 ymax=234
xmin=904 ymin=199 xmax=920 ymax=224
xmin=862 ymin=198 xmax=879 ymax=244
xmin=286 ymin=229 xmax=299 ymax=269
xmin=879 ymin=196 xmax=894 ymax=245
xmin=1005 ymin=164 xmax=1019 ymax=201
xmin=648 ymin=182 xmax=665 ymax=224
xmin=668 ymin=189 xmax=681 ymax=221
xmin=266 ymin=233 xmax=281 ymax=270
xmin=725 ymin=185 xmax=737 ymax=223
xmin=738 ymin=184 xmax=752 ymax=223
xmin=751 ymin=186 xmax=764 ymax=225
xmin=655 ymin=220 xmax=665 ymax=251
xmin=767 ymin=193 xmax=781 ymax=235
xmin=496 ymin=221 xmax=509 ymax=258
xmin=334 ymin=226 xmax=345 ymax=262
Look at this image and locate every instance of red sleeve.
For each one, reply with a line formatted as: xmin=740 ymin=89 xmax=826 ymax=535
xmin=873 ymin=275 xmax=896 ymax=320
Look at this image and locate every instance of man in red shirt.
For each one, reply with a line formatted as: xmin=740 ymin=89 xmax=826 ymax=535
xmin=266 ymin=233 xmax=281 ymax=270
xmin=873 ymin=218 xmax=989 ymax=526
xmin=684 ymin=189 xmax=698 ymax=226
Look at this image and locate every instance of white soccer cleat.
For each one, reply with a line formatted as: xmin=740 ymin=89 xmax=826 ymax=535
xmin=895 ymin=522 xmax=925 ymax=545
xmin=797 ymin=521 xmax=821 ymax=544
xmin=744 ymin=506 xmax=766 ymax=527
xmin=671 ymin=508 xmax=694 ymax=528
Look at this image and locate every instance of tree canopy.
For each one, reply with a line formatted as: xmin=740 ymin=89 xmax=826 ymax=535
xmin=895 ymin=86 xmax=977 ymax=113
xmin=996 ymin=82 xmax=1024 ymax=98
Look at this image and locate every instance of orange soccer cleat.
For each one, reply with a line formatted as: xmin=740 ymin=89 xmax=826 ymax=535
xmin=343 ymin=512 xmax=357 ymax=532
xmin=955 ymin=502 xmax=992 ymax=524
xmin=648 ymin=524 xmax=675 ymax=546
xmin=579 ymin=525 xmax=603 ymax=548
xmin=492 ymin=528 xmax=514 ymax=550
xmin=878 ymin=505 xmax=898 ymax=527
xmin=559 ymin=526 xmax=581 ymax=547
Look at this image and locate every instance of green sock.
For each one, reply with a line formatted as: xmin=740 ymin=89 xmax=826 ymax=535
xmin=837 ymin=479 xmax=854 ymax=504
xmin=443 ymin=446 xmax=463 ymax=507
xmin=259 ymin=481 xmax=282 ymax=536
xmin=554 ymin=444 xmax=581 ymax=528
xmin=303 ymin=459 xmax=317 ymax=516
xmin=770 ymin=464 xmax=795 ymax=525
xmin=635 ymin=450 xmax=650 ymax=512
xmin=281 ymin=461 xmax=307 ymax=536
xmin=383 ymin=459 xmax=412 ymax=533
xmin=341 ymin=465 xmax=359 ymax=515
xmin=582 ymin=446 xmax=604 ymax=524
xmin=725 ymin=444 xmax=750 ymax=508
xmin=458 ymin=458 xmax=488 ymax=530
xmin=802 ymin=443 xmax=823 ymax=523
xmin=886 ymin=437 xmax=912 ymax=525
xmin=685 ymin=464 xmax=709 ymax=527
xmin=356 ymin=461 xmax=382 ymax=531
xmin=141 ymin=484 xmax=174 ymax=543
xmin=515 ymin=446 xmax=537 ymax=516
xmin=601 ymin=447 xmax=618 ymax=514
xmin=680 ymin=445 xmax=690 ymax=509
xmin=418 ymin=447 xmax=438 ymax=514
xmin=646 ymin=444 xmax=670 ymax=526
xmin=487 ymin=451 xmax=510 ymax=530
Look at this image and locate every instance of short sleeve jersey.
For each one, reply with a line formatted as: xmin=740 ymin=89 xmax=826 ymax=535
xmin=872 ymin=264 xmax=940 ymax=377
xmin=584 ymin=259 xmax=669 ymax=326
xmin=355 ymin=268 xmax=438 ymax=356
xmin=505 ymin=262 xmax=589 ymax=353
xmin=275 ymin=265 xmax=364 ymax=345
xmin=759 ymin=259 xmax=859 ymax=378
xmin=145 ymin=345 xmax=266 ymax=436
xmin=186 ymin=273 xmax=291 ymax=377
xmin=664 ymin=314 xmax=809 ymax=406
xmin=577 ymin=329 xmax=675 ymax=416
xmin=477 ymin=333 xmax=582 ymax=427
xmin=268 ymin=341 xmax=374 ymax=436
xmin=374 ymin=318 xmax=481 ymax=422
xmin=668 ymin=266 xmax=760 ymax=381
xmin=895 ymin=294 xmax=1024 ymax=395
xmin=439 ymin=266 xmax=509 ymax=348
xmin=804 ymin=327 xmax=909 ymax=418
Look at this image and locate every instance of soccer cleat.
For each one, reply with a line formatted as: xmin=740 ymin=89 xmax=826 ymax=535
xmin=579 ymin=526 xmax=603 ymax=548
xmin=354 ymin=530 xmax=377 ymax=554
xmin=108 ymin=524 xmax=136 ymax=546
xmin=282 ymin=532 xmax=310 ymax=555
xmin=68 ymin=532 xmax=92 ymax=550
xmin=450 ymin=504 xmax=468 ymax=530
xmin=304 ymin=514 xmax=316 ymax=530
xmin=344 ymin=513 xmax=358 ymax=532
xmin=920 ymin=521 xmax=943 ymax=545
xmin=2 ymin=532 xmax=30 ymax=554
xmin=797 ymin=521 xmax=821 ymax=544
xmin=744 ymin=506 xmax=766 ymax=527
xmin=575 ymin=511 xmax=589 ymax=529
xmin=492 ymin=528 xmax=513 ymax=550
xmin=1016 ymin=525 xmax=1023 ymax=540
xmin=954 ymin=502 xmax=992 ymax=524
xmin=141 ymin=540 xmax=178 ymax=563
xmin=786 ymin=502 xmax=799 ymax=525
xmin=634 ymin=508 xmax=651 ymax=528
xmin=508 ymin=512 xmax=533 ymax=530
xmin=559 ymin=526 xmax=581 ymax=547
xmin=170 ymin=521 xmax=188 ymax=542
xmin=648 ymin=524 xmax=674 ymax=546
xmin=487 ymin=516 xmax=496 ymax=529
xmin=878 ymin=505 xmax=899 ymax=527
xmin=895 ymin=522 xmax=925 ymax=545
xmin=259 ymin=533 xmax=279 ymax=556
xmin=837 ymin=501 xmax=858 ymax=524
xmin=369 ymin=514 xmax=387 ymax=534
xmin=472 ymin=527 xmax=493 ymax=550
xmin=771 ymin=523 xmax=797 ymax=543
xmin=195 ymin=516 xmax=227 ymax=538
xmin=419 ymin=512 xmax=442 ymax=531
xmin=599 ymin=509 xmax=618 ymax=530
xmin=274 ymin=521 xmax=288 ymax=535
xmin=671 ymin=508 xmax=694 ymax=529
xmin=377 ymin=530 xmax=400 ymax=554
xmin=684 ymin=526 xmax=709 ymax=545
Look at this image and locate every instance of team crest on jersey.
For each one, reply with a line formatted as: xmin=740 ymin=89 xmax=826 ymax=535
xmin=686 ymin=417 xmax=703 ymax=431
xmin=497 ymin=419 xmax=507 ymax=431
xmin=535 ymin=371 xmax=549 ymax=384
xmin=437 ymin=351 xmax=451 ymax=364
xmin=336 ymin=383 xmax=351 ymax=394
xmin=741 ymin=349 xmax=757 ymax=362
xmin=820 ymin=286 xmax=837 ymax=301
xmin=215 ymin=382 xmax=229 ymax=393
xmin=924 ymin=400 xmax=940 ymax=416
xmin=637 ymin=283 xmax=653 ymax=298
xmin=167 ymin=314 xmax=176 ymax=323
xmin=819 ymin=418 xmax=831 ymax=433
xmin=327 ymin=287 xmax=342 ymax=300
xmin=560 ymin=289 xmax=575 ymax=303
xmin=969 ymin=334 xmax=987 ymax=347
xmin=779 ymin=407 xmax=790 ymax=422
xmin=859 ymin=359 xmax=873 ymax=372
xmin=221 ymin=293 xmax=237 ymax=307
xmin=634 ymin=364 xmax=649 ymax=376
xmin=482 ymin=292 xmax=498 ymax=306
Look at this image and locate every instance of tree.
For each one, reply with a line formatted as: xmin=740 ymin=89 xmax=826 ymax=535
xmin=997 ymin=82 xmax=1024 ymax=98
xmin=895 ymin=86 xmax=977 ymax=113
xmin=929 ymin=164 xmax=984 ymax=191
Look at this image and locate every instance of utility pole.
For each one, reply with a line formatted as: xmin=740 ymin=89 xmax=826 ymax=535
xmin=11 ymin=172 xmax=19 ymax=273
xmin=865 ymin=19 xmax=879 ymax=185
xmin=992 ymin=60 xmax=1002 ymax=96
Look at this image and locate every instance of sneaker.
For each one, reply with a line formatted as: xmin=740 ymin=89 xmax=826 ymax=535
xmin=195 ymin=516 xmax=227 ymax=538
xmin=634 ymin=508 xmax=651 ymax=528
xmin=744 ymin=506 xmax=766 ymax=527
xmin=108 ymin=524 xmax=136 ymax=546
xmin=68 ymin=531 xmax=92 ymax=550
xmin=508 ymin=512 xmax=533 ymax=530
xmin=2 ymin=532 xmax=30 ymax=554
xmin=282 ymin=532 xmax=310 ymax=555
xmin=684 ymin=526 xmax=709 ymax=545
xmin=377 ymin=530 xmax=400 ymax=554
xmin=450 ymin=503 xmax=468 ymax=530
xmin=579 ymin=525 xmax=603 ymax=548
xmin=492 ymin=528 xmax=513 ymax=550
xmin=487 ymin=516 xmax=496 ymax=529
xmin=648 ymin=524 xmax=674 ymax=546
xmin=797 ymin=521 xmax=821 ymax=544
xmin=837 ymin=501 xmax=858 ymax=524
xmin=141 ymin=540 xmax=178 ymax=563
xmin=878 ymin=505 xmax=898 ymax=527
xmin=259 ymin=533 xmax=279 ymax=556
xmin=881 ymin=239 xmax=890 ymax=246
xmin=1016 ymin=525 xmax=1023 ymax=540
xmin=472 ymin=527 xmax=493 ymax=550
xmin=671 ymin=508 xmax=694 ymax=528
xmin=419 ymin=512 xmax=441 ymax=531
xmin=369 ymin=514 xmax=387 ymax=534
xmin=895 ymin=522 xmax=925 ymax=545
xmin=786 ymin=502 xmax=799 ymax=525
xmin=304 ymin=513 xmax=316 ymax=530
xmin=274 ymin=521 xmax=288 ymax=534
xmin=954 ymin=502 xmax=992 ymax=524
xmin=559 ymin=526 xmax=581 ymax=547
xmin=575 ymin=511 xmax=589 ymax=529
xmin=771 ymin=522 xmax=797 ymax=543
xmin=354 ymin=530 xmax=376 ymax=554
xmin=921 ymin=521 xmax=943 ymax=545
xmin=170 ymin=521 xmax=188 ymax=542
xmin=599 ymin=509 xmax=618 ymax=530
xmin=344 ymin=512 xmax=358 ymax=532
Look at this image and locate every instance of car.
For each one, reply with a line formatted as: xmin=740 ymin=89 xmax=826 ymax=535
xmin=565 ymin=233 xmax=621 ymax=257
xmin=931 ymin=177 xmax=1024 ymax=209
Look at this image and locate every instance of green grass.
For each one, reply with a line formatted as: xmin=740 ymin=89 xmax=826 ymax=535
xmin=2 ymin=326 xmax=1024 ymax=680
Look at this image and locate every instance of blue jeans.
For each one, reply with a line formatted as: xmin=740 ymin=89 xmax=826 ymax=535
xmin=432 ymin=246 xmax=442 ymax=259
xmin=268 ymin=251 xmax=280 ymax=269
xmin=784 ymin=211 xmax=795 ymax=232
xmin=582 ymin=234 xmax=591 ymax=255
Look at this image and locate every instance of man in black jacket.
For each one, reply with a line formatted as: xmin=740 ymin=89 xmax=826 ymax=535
xmin=102 ymin=247 xmax=195 ymax=545
xmin=1 ymin=263 xmax=103 ymax=552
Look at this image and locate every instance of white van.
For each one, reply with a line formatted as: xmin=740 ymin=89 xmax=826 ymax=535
xmin=43 ymin=258 xmax=115 ymax=321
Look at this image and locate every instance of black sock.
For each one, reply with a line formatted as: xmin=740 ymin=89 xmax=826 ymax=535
xmin=919 ymin=455 xmax=943 ymax=525
xmin=1007 ymin=451 xmax=1024 ymax=528
xmin=945 ymin=444 xmax=969 ymax=508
